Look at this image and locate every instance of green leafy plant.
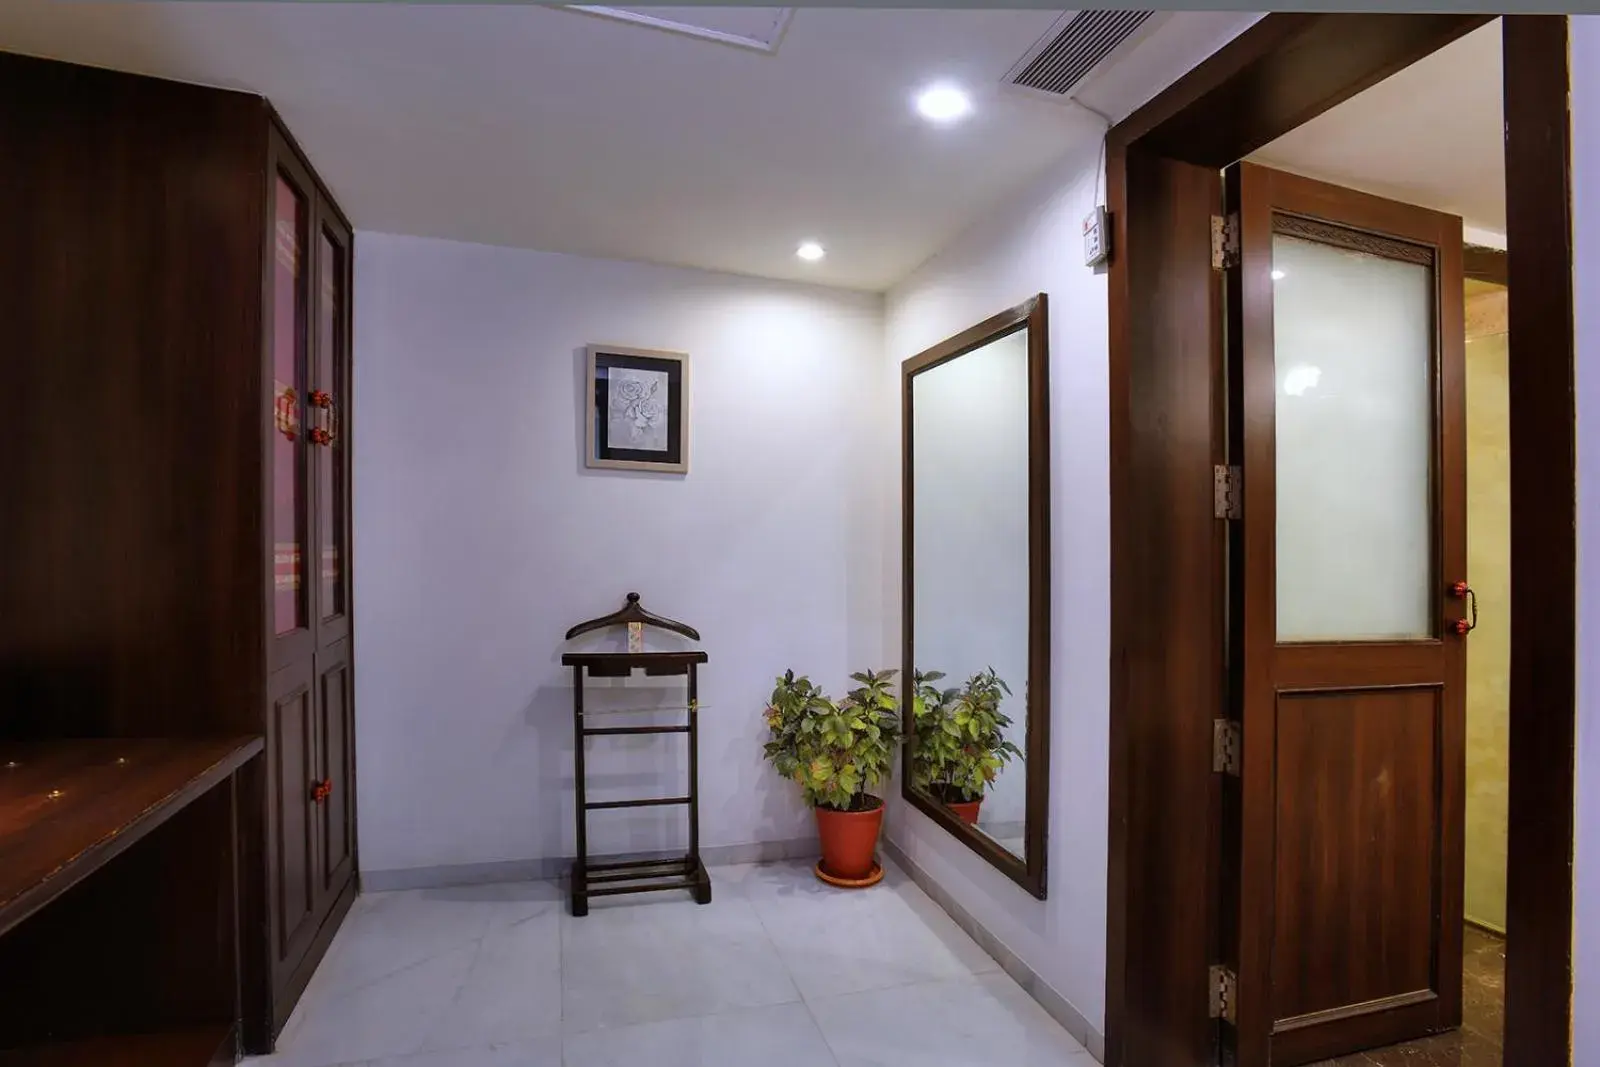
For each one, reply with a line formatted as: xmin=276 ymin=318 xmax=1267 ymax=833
xmin=910 ymin=666 xmax=1023 ymax=802
xmin=907 ymin=668 xmax=959 ymax=794
xmin=762 ymin=668 xmax=901 ymax=812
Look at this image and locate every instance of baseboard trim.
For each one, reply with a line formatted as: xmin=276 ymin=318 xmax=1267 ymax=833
xmin=881 ymin=837 xmax=1106 ymax=1063
xmin=362 ymin=837 xmax=820 ymax=893
xmin=1466 ymin=915 xmax=1507 ymax=938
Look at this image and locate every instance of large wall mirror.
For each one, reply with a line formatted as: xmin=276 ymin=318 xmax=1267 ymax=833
xmin=901 ymin=294 xmax=1049 ymax=899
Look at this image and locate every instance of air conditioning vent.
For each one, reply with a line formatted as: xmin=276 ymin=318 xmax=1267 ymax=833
xmin=1008 ymin=10 xmax=1156 ymax=97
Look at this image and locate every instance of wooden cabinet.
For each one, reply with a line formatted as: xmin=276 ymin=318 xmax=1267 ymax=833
xmin=268 ymin=662 xmax=322 ymax=995
xmin=263 ymin=128 xmax=359 ymax=1032
xmin=1 ymin=50 xmax=357 ymax=1058
xmin=317 ymin=646 xmax=357 ymax=907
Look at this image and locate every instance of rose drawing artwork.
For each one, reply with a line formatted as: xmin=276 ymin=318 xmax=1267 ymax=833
xmin=607 ymin=368 xmax=670 ymax=452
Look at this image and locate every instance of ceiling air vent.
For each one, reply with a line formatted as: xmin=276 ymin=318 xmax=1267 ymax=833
xmin=1007 ymin=9 xmax=1157 ymax=99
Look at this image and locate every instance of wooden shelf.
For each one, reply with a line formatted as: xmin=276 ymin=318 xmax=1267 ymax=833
xmin=0 ymin=737 xmax=263 ymax=938
xmin=0 ymin=1025 xmax=234 ymax=1066
xmin=560 ymin=651 xmax=708 ymax=677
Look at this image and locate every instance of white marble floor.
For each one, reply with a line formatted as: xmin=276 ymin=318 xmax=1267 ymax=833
xmin=243 ymin=857 xmax=1090 ymax=1067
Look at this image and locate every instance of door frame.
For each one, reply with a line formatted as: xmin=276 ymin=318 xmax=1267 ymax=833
xmin=1104 ymin=14 xmax=1575 ymax=1067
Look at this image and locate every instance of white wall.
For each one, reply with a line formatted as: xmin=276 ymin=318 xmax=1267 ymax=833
xmin=352 ymin=233 xmax=885 ymax=877
xmin=1571 ymin=14 xmax=1599 ymax=1063
xmin=881 ymin=136 xmax=1112 ymax=1035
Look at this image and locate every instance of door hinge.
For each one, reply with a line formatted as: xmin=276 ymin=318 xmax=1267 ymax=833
xmin=1213 ymin=718 xmax=1242 ymax=776
xmin=1211 ymin=213 xmax=1240 ymax=270
xmin=1210 ymin=964 xmax=1239 ymax=1024
xmin=1213 ymin=464 xmax=1242 ymax=520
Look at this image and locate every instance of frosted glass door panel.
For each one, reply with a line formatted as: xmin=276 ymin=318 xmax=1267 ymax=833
xmin=1273 ymin=232 xmax=1434 ymax=642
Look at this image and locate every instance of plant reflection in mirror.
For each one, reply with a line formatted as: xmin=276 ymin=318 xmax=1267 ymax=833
xmin=910 ymin=666 xmax=1024 ymax=804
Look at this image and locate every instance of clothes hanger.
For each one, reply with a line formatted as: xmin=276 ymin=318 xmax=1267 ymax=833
xmin=563 ymin=592 xmax=701 ymax=642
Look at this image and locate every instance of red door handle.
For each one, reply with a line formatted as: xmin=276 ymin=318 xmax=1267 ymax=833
xmin=1449 ymin=581 xmax=1478 ymax=635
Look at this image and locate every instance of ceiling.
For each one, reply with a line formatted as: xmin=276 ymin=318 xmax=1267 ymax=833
xmin=1251 ymin=19 xmax=1505 ymax=240
xmin=0 ymin=3 xmax=1258 ymax=290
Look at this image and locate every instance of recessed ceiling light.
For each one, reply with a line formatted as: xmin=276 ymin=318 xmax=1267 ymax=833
xmin=915 ymin=84 xmax=972 ymax=124
xmin=796 ymin=241 xmax=825 ymax=262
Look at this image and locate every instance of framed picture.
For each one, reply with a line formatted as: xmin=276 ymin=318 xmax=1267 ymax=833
xmin=585 ymin=344 xmax=690 ymax=474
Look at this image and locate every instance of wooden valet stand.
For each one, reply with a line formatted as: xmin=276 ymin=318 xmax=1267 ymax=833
xmin=561 ymin=593 xmax=712 ymax=917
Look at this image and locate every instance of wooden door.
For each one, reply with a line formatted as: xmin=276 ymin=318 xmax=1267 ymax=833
xmin=267 ymin=132 xmax=318 ymax=674
xmin=1220 ymin=162 xmax=1467 ymax=1066
xmin=315 ymin=642 xmax=356 ymax=907
xmin=310 ymin=204 xmax=353 ymax=652
xmin=267 ymin=661 xmax=321 ymax=991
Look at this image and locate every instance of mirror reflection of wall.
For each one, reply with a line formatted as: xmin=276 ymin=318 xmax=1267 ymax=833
xmin=910 ymin=328 xmax=1030 ymax=860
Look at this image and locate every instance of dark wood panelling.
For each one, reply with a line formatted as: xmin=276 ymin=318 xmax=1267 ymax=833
xmin=0 ymin=1027 xmax=236 ymax=1067
xmin=1104 ymin=145 xmax=1223 ymax=1067
xmin=1501 ymin=16 xmax=1576 ymax=1067
xmin=317 ymin=645 xmax=355 ymax=903
xmin=1275 ymin=643 xmax=1446 ymax=690
xmin=0 ymin=52 xmax=268 ymax=742
xmin=269 ymin=667 xmax=318 ymax=984
xmin=0 ymin=51 xmax=359 ymax=1054
xmin=1100 ymin=14 xmax=1574 ymax=1067
xmin=1119 ymin=15 xmax=1493 ymax=168
xmin=275 ymin=875 xmax=357 ymax=1036
xmin=1309 ymin=927 xmax=1506 ymax=1066
xmin=235 ymin=752 xmax=273 ymax=1053
xmin=266 ymin=130 xmax=319 ymax=675
xmin=1227 ymin=160 xmax=1467 ymax=1067
xmin=1271 ymin=689 xmax=1440 ymax=1023
xmin=312 ymin=218 xmax=354 ymax=652
xmin=0 ymin=775 xmax=243 ymax=1053
xmin=0 ymin=738 xmax=260 ymax=936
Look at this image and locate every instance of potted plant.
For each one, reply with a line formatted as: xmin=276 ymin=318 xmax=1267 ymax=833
xmin=762 ymin=668 xmax=900 ymax=881
xmin=910 ymin=666 xmax=1023 ymax=825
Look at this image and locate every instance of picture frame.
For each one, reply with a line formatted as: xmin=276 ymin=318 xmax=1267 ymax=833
xmin=584 ymin=344 xmax=690 ymax=474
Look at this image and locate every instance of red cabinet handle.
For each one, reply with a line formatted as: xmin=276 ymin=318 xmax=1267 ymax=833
xmin=274 ymin=386 xmax=299 ymax=441
xmin=308 ymin=391 xmax=338 ymax=446
xmin=1449 ymin=581 xmax=1478 ymax=636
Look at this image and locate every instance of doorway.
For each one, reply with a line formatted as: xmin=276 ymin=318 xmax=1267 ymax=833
xmin=1103 ymin=14 xmax=1574 ymax=1067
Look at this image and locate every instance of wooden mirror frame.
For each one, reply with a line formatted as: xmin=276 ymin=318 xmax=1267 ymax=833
xmin=900 ymin=294 xmax=1051 ymax=899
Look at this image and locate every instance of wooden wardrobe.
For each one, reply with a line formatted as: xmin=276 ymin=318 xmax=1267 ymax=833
xmin=0 ymin=51 xmax=357 ymax=1056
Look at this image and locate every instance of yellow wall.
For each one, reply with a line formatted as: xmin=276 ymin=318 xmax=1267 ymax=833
xmin=1464 ymin=282 xmax=1509 ymax=932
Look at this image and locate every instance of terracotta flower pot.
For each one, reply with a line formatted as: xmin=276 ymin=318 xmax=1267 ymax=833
xmin=814 ymin=796 xmax=884 ymax=879
xmin=946 ymin=797 xmax=983 ymax=825
xmin=931 ymin=785 xmax=983 ymax=825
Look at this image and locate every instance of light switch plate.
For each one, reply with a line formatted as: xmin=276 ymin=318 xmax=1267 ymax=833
xmin=1083 ymin=205 xmax=1111 ymax=267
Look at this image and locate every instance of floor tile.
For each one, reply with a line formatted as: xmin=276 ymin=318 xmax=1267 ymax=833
xmin=359 ymin=1037 xmax=564 ymax=1067
xmin=249 ymin=943 xmax=482 ymax=1066
xmin=559 ymin=891 xmax=800 ymax=1033
xmin=246 ymin=862 xmax=1097 ymax=1067
xmin=312 ymin=882 xmax=560 ymax=995
xmin=563 ymin=1002 xmax=841 ymax=1067
xmin=737 ymin=859 xmax=999 ymax=1000
xmin=808 ymin=973 xmax=1090 ymax=1067
xmin=254 ymin=882 xmax=562 ymax=1067
xmin=419 ymin=899 xmax=564 ymax=1052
